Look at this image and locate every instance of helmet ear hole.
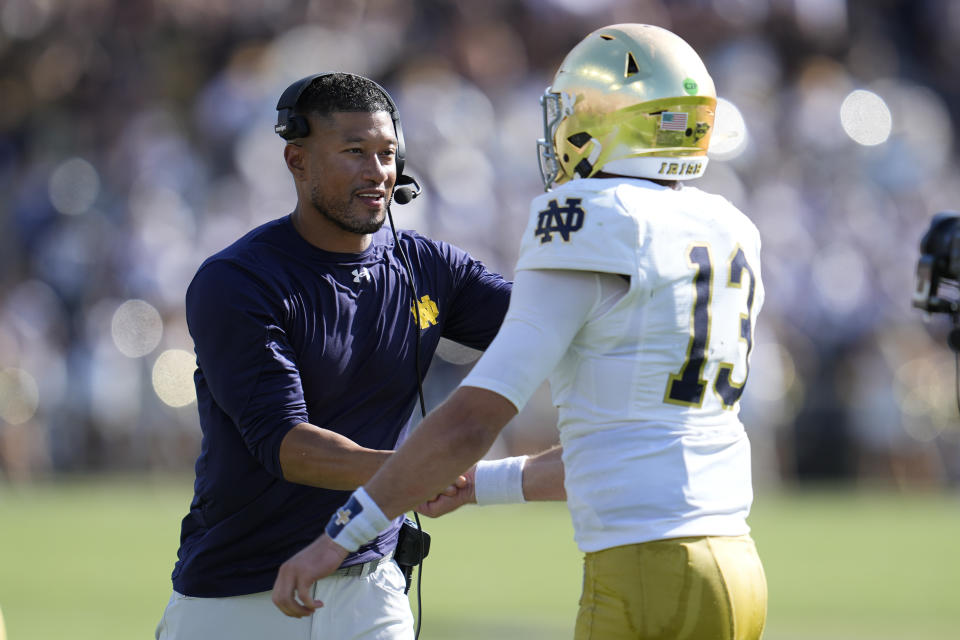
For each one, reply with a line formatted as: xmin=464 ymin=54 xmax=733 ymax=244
xmin=567 ymin=132 xmax=592 ymax=148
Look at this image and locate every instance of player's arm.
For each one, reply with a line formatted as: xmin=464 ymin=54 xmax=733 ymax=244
xmin=521 ymin=445 xmax=566 ymax=501
xmin=377 ymin=267 xmax=628 ymax=510
xmin=364 ymin=268 xmax=628 ymax=515
xmin=416 ymin=266 xmax=628 ymax=517
xmin=272 ymin=269 xmax=624 ymax=617
xmin=416 ymin=444 xmax=565 ymax=517
xmin=278 ymin=423 xmax=392 ymax=490
xmin=371 ymin=267 xmax=609 ymax=515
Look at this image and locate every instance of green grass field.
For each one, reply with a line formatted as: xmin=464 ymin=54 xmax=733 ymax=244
xmin=1 ymin=476 xmax=958 ymax=639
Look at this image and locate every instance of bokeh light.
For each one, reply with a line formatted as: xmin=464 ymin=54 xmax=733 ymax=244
xmin=151 ymin=349 xmax=198 ymax=408
xmin=0 ymin=367 xmax=39 ymax=425
xmin=429 ymin=146 xmax=495 ymax=205
xmin=709 ymin=97 xmax=749 ymax=160
xmin=896 ymin=355 xmax=955 ymax=442
xmin=840 ymin=89 xmax=892 ymax=146
xmin=48 ymin=157 xmax=100 ymax=215
xmin=111 ymin=300 xmax=163 ymax=358
xmin=30 ymin=40 xmax=84 ymax=101
xmin=1 ymin=0 xmax=53 ymax=39
xmin=747 ymin=341 xmax=797 ymax=404
xmin=811 ymin=241 xmax=869 ymax=315
xmin=89 ymin=342 xmax=143 ymax=435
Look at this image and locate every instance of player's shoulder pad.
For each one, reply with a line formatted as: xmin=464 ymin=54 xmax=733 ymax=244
xmin=703 ymin=189 xmax=763 ymax=256
xmin=516 ymin=180 xmax=640 ymax=276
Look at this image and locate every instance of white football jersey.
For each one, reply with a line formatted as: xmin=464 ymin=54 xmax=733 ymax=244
xmin=517 ymin=177 xmax=764 ymax=551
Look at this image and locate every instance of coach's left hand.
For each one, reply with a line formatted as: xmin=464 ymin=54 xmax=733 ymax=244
xmin=272 ymin=534 xmax=348 ymax=617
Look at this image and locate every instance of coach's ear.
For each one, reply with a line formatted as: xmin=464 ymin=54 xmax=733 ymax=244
xmin=284 ymin=143 xmax=307 ymax=181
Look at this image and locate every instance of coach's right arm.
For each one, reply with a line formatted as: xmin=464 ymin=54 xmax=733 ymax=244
xmin=186 ymin=260 xmax=393 ymax=491
xmin=276 ymin=423 xmax=390 ymax=490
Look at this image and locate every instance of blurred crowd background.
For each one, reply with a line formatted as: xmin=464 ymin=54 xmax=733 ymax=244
xmin=1 ymin=0 xmax=959 ymax=491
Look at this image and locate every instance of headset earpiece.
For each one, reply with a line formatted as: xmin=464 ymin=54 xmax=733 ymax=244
xmin=274 ymin=72 xmax=409 ymax=179
xmin=275 ymin=74 xmax=325 ymax=140
xmin=274 ymin=110 xmax=310 ymax=140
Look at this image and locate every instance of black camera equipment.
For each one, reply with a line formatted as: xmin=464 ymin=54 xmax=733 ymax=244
xmin=913 ymin=212 xmax=960 ymax=413
xmin=913 ymin=212 xmax=960 ymax=343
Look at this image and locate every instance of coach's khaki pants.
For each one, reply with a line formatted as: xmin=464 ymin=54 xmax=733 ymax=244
xmin=575 ymin=535 xmax=767 ymax=640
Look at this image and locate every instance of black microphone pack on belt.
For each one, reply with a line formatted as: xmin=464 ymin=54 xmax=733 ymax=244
xmin=395 ymin=517 xmax=431 ymax=594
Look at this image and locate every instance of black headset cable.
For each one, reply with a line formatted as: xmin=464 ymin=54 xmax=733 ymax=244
xmin=386 ymin=198 xmax=427 ymax=640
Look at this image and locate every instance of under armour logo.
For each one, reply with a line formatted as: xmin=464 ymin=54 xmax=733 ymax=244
xmin=335 ymin=508 xmax=352 ymax=526
xmin=534 ymin=198 xmax=585 ymax=243
xmin=352 ymin=267 xmax=371 ymax=283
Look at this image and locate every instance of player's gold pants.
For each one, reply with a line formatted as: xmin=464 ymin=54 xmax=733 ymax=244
xmin=575 ymin=535 xmax=766 ymax=640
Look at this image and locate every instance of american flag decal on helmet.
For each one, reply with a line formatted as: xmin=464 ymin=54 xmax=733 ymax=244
xmin=660 ymin=111 xmax=688 ymax=131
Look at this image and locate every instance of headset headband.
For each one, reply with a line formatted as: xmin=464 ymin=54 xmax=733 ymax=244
xmin=274 ymin=72 xmax=407 ymax=177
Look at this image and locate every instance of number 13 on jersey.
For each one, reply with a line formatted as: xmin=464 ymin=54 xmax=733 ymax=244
xmin=664 ymin=243 xmax=757 ymax=410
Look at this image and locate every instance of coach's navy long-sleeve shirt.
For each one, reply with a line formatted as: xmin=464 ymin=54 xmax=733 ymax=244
xmin=172 ymin=215 xmax=511 ymax=597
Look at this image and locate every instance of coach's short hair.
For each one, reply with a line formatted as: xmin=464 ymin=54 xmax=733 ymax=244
xmin=294 ymin=73 xmax=393 ymax=119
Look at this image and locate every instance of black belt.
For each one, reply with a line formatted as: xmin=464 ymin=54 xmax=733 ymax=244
xmin=333 ymin=551 xmax=393 ymax=578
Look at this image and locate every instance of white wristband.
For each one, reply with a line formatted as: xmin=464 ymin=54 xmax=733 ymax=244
xmin=474 ymin=455 xmax=528 ymax=505
xmin=325 ymin=487 xmax=392 ymax=552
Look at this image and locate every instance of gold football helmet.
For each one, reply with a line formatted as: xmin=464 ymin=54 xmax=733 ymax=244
xmin=538 ymin=24 xmax=717 ymax=190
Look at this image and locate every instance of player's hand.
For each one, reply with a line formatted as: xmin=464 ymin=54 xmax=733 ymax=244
xmin=438 ymin=473 xmax=468 ymax=498
xmin=272 ymin=534 xmax=349 ymax=617
xmin=416 ymin=468 xmax=476 ymax=517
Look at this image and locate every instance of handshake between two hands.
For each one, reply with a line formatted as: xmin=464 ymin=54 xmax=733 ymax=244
xmin=271 ymin=467 xmax=477 ymax=618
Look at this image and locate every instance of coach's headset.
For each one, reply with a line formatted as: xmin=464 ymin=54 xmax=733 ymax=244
xmin=274 ymin=72 xmax=422 ymax=205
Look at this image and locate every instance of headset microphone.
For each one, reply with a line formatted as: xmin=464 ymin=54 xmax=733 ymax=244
xmin=393 ymin=175 xmax=422 ymax=205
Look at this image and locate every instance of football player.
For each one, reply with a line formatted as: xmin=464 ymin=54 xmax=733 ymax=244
xmin=273 ymin=24 xmax=768 ymax=640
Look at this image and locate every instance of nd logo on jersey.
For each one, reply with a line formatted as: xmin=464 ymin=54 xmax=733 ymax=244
xmin=534 ymin=197 xmax=585 ymax=244
xmin=411 ymin=294 xmax=439 ymax=329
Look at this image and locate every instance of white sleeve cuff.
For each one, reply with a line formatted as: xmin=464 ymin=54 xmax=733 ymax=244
xmin=474 ymin=455 xmax=528 ymax=505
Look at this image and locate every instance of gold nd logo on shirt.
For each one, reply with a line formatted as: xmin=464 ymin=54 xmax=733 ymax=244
xmin=411 ymin=294 xmax=439 ymax=329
